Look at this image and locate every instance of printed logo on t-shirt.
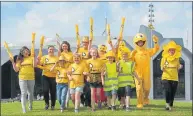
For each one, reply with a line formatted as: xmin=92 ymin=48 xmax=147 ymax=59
xmin=82 ymin=52 xmax=86 ymax=56
xmin=89 ymin=63 xmax=93 ymax=68
xmin=45 ymin=58 xmax=49 ymax=64
xmin=72 ymin=67 xmax=75 ymax=72
xmin=57 ymin=70 xmax=60 ymax=75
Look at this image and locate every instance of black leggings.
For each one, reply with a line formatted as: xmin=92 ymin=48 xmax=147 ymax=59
xmin=43 ymin=75 xmax=56 ymax=107
xmin=162 ymin=80 xmax=178 ymax=107
xmin=81 ymin=82 xmax=91 ymax=107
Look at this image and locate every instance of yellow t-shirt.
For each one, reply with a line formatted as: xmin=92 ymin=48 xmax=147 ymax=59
xmin=16 ymin=56 xmax=35 ymax=80
xmin=86 ymin=58 xmax=105 ymax=73
xmin=69 ymin=61 xmax=88 ymax=88
xmin=61 ymin=52 xmax=73 ymax=63
xmin=40 ymin=55 xmax=58 ymax=77
xmin=54 ymin=67 xmax=68 ymax=84
xmin=161 ymin=58 xmax=180 ymax=81
xmin=78 ymin=47 xmax=89 ymax=60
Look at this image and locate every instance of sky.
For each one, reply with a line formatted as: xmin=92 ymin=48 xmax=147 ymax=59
xmin=1 ymin=2 xmax=192 ymax=52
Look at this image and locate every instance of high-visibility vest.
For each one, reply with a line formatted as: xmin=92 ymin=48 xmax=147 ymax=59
xmin=118 ymin=60 xmax=135 ymax=88
xmin=104 ymin=62 xmax=118 ymax=91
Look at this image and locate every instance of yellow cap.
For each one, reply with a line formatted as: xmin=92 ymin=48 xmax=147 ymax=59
xmin=59 ymin=56 xmax=65 ymax=61
xmin=82 ymin=36 xmax=89 ymax=42
xmin=106 ymin=51 xmax=115 ymax=58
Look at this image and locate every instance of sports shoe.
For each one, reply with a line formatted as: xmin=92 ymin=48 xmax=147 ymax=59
xmin=44 ymin=105 xmax=49 ymax=110
xmin=165 ymin=103 xmax=171 ymax=111
xmin=126 ymin=107 xmax=131 ymax=112
xmin=51 ymin=106 xmax=55 ymax=110
xmin=123 ymin=105 xmax=126 ymax=110
xmin=111 ymin=106 xmax=116 ymax=111
xmin=98 ymin=102 xmax=102 ymax=109
xmin=74 ymin=109 xmax=79 ymax=113
xmin=91 ymin=109 xmax=96 ymax=112
xmin=28 ymin=106 xmax=32 ymax=111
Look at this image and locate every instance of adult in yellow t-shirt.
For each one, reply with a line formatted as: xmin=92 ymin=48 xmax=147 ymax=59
xmin=67 ymin=53 xmax=89 ymax=113
xmin=57 ymin=41 xmax=73 ymax=64
xmin=160 ymin=41 xmax=183 ymax=111
xmin=37 ymin=45 xmax=58 ymax=110
xmin=10 ymin=46 xmax=36 ymax=113
xmin=50 ymin=56 xmax=69 ymax=112
xmin=75 ymin=36 xmax=91 ymax=60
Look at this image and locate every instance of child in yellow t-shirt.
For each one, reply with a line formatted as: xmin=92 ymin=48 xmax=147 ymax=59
xmin=161 ymin=41 xmax=183 ymax=111
xmin=87 ymin=47 xmax=105 ymax=111
xmin=50 ymin=56 xmax=69 ymax=112
xmin=67 ymin=53 xmax=89 ymax=113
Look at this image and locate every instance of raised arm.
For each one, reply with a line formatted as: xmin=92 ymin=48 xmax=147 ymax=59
xmin=88 ymin=39 xmax=92 ymax=51
xmin=50 ymin=61 xmax=58 ymax=72
xmin=57 ymin=40 xmax=61 ymax=56
xmin=149 ymin=35 xmax=160 ymax=57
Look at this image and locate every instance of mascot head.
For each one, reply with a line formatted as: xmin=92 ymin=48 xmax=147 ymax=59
xmin=133 ymin=33 xmax=147 ymax=50
xmin=162 ymin=41 xmax=182 ymax=61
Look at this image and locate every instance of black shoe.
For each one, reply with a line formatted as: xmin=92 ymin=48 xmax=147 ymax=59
xmin=51 ymin=106 xmax=55 ymax=110
xmin=112 ymin=106 xmax=116 ymax=111
xmin=45 ymin=105 xmax=49 ymax=110
xmin=123 ymin=105 xmax=126 ymax=110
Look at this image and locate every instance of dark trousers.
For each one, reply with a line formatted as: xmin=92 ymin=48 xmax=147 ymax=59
xmin=43 ymin=75 xmax=56 ymax=107
xmin=162 ymin=80 xmax=178 ymax=107
xmin=81 ymin=81 xmax=91 ymax=107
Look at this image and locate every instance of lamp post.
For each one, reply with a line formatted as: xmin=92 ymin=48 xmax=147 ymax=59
xmin=148 ymin=3 xmax=155 ymax=99
xmin=148 ymin=3 xmax=155 ymax=48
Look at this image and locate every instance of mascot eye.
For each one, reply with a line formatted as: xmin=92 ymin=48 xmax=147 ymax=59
xmin=140 ymin=35 xmax=143 ymax=37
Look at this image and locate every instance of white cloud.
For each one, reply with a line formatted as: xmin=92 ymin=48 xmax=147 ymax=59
xmin=2 ymin=2 xmax=100 ymax=47
xmin=108 ymin=2 xmax=192 ymax=52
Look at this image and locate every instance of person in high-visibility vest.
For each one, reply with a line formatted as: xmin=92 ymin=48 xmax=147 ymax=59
xmin=130 ymin=33 xmax=160 ymax=108
xmin=117 ymin=48 xmax=141 ymax=111
xmin=101 ymin=51 xmax=119 ymax=111
xmin=160 ymin=41 xmax=183 ymax=111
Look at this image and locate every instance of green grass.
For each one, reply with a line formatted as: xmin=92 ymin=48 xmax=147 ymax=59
xmin=1 ymin=99 xmax=192 ymax=116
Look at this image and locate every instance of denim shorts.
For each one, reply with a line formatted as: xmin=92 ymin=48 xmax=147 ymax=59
xmin=70 ymin=86 xmax=84 ymax=94
xmin=105 ymin=89 xmax=117 ymax=97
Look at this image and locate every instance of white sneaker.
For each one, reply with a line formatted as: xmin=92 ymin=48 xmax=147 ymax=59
xmin=80 ymin=103 xmax=84 ymax=107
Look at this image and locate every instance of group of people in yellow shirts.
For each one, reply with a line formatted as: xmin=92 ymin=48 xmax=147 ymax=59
xmin=7 ymin=32 xmax=183 ymax=113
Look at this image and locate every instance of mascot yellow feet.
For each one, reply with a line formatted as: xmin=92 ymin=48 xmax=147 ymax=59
xmin=137 ymin=104 xmax=143 ymax=109
xmin=144 ymin=99 xmax=150 ymax=105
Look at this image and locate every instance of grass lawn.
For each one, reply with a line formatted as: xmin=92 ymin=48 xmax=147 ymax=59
xmin=1 ymin=99 xmax=192 ymax=116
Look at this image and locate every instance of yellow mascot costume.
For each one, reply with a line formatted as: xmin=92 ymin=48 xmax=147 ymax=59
xmin=130 ymin=33 xmax=160 ymax=108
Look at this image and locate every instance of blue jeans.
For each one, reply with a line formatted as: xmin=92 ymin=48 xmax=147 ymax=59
xmin=57 ymin=83 xmax=68 ymax=109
